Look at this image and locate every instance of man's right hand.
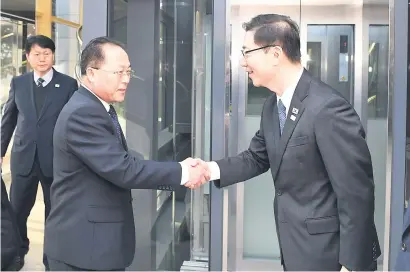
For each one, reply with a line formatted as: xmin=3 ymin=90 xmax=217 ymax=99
xmin=181 ymin=158 xmax=210 ymax=189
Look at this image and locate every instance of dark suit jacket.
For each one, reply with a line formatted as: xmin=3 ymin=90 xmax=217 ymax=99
xmin=44 ymin=86 xmax=183 ymax=270
xmin=1 ymin=69 xmax=78 ymax=177
xmin=215 ymin=70 xmax=380 ymax=271
xmin=395 ymin=205 xmax=410 ymax=271
xmin=1 ymin=175 xmax=22 ymax=270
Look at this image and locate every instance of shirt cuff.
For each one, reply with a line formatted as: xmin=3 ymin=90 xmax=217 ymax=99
xmin=179 ymin=162 xmax=189 ymax=185
xmin=207 ymin=161 xmax=221 ymax=181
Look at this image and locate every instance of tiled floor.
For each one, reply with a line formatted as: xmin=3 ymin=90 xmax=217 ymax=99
xmin=3 ymin=171 xmax=46 ymax=271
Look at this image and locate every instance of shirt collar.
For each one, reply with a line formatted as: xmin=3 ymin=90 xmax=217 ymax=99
xmin=277 ymin=68 xmax=304 ymax=115
xmin=81 ymin=84 xmax=110 ymax=112
xmin=33 ymin=68 xmax=54 ymax=87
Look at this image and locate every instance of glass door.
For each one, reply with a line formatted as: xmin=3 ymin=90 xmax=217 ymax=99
xmin=227 ymin=2 xmax=302 ymax=270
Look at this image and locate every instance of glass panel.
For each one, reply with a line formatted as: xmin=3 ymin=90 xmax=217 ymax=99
xmin=52 ymin=0 xmax=81 ymax=23
xmin=107 ymin=0 xmax=212 ymax=270
xmin=362 ymin=10 xmax=389 ymax=271
xmin=368 ymin=25 xmax=389 ymax=119
xmin=229 ymin=2 xmax=301 ymax=265
xmin=307 ymin=25 xmax=355 ymax=103
xmin=108 ymin=0 xmax=127 ymax=130
xmin=407 ymin=5 xmax=410 ymax=210
xmin=0 ymin=16 xmax=28 ymax=175
xmin=189 ymin=0 xmax=212 ymax=264
xmin=108 ymin=0 xmax=127 ymax=46
xmin=51 ymin=23 xmax=78 ymax=78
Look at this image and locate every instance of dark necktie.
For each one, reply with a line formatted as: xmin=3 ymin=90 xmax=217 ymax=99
xmin=278 ymin=99 xmax=286 ymax=135
xmin=108 ymin=105 xmax=123 ymax=143
xmin=36 ymin=78 xmax=45 ymax=87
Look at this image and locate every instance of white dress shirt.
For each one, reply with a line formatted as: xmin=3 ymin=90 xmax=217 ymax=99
xmin=82 ymin=84 xmax=189 ymax=185
xmin=33 ymin=69 xmax=54 ymax=87
xmin=277 ymin=68 xmax=304 ymax=116
xmin=205 ymin=68 xmax=304 ymax=182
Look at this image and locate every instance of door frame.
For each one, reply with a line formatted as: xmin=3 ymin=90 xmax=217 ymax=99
xmin=384 ymin=0 xmax=408 ymax=269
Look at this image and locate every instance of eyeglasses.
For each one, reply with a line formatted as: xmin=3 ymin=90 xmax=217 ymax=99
xmin=90 ymin=67 xmax=138 ymax=79
xmin=241 ymin=44 xmax=280 ymax=57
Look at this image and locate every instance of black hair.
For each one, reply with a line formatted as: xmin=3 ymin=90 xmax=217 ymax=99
xmin=243 ymin=14 xmax=301 ymax=63
xmin=80 ymin=36 xmax=126 ymax=75
xmin=25 ymin=35 xmax=56 ymax=54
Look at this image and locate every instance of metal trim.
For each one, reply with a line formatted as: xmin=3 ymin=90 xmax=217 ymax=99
xmin=384 ymin=0 xmax=408 ymax=270
xmin=209 ymin=0 xmax=229 ymax=270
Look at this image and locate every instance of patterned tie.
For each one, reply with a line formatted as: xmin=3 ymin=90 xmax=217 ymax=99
xmin=36 ymin=78 xmax=45 ymax=87
xmin=108 ymin=105 xmax=123 ymax=143
xmin=278 ymin=99 xmax=286 ymax=135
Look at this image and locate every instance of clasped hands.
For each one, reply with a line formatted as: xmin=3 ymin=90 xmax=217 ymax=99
xmin=181 ymin=158 xmax=211 ymax=189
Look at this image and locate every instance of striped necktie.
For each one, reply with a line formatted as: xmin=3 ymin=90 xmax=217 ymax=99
xmin=278 ymin=99 xmax=286 ymax=135
xmin=108 ymin=105 xmax=123 ymax=143
xmin=36 ymin=78 xmax=45 ymax=87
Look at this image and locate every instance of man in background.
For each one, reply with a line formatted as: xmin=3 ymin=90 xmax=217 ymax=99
xmin=0 ymin=35 xmax=78 ymax=270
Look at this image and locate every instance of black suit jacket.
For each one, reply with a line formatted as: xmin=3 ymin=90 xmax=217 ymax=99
xmin=215 ymin=70 xmax=380 ymax=271
xmin=1 ymin=69 xmax=78 ymax=177
xmin=1 ymin=175 xmax=22 ymax=270
xmin=44 ymin=86 xmax=183 ymax=270
xmin=395 ymin=205 xmax=410 ymax=271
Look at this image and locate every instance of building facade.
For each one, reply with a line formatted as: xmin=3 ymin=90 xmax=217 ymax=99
xmin=1 ymin=0 xmax=409 ymax=271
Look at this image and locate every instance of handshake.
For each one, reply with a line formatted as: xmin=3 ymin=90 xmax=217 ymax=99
xmin=180 ymin=158 xmax=212 ymax=189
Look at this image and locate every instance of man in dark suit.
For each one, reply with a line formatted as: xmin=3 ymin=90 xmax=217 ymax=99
xmin=0 ymin=35 xmax=78 ymax=269
xmin=395 ymin=204 xmax=410 ymax=270
xmin=1 ymin=173 xmax=23 ymax=271
xmin=195 ymin=14 xmax=380 ymax=271
xmin=43 ymin=37 xmax=209 ymax=271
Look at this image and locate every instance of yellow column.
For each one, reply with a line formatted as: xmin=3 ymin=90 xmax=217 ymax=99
xmin=35 ymin=0 xmax=52 ymax=37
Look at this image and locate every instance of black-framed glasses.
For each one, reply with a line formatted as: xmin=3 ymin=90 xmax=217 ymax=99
xmin=90 ymin=67 xmax=138 ymax=79
xmin=241 ymin=44 xmax=280 ymax=57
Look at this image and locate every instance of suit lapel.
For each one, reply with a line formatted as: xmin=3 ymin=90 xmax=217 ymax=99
xmin=271 ymin=70 xmax=311 ymax=181
xmin=38 ymin=69 xmax=59 ymax=122
xmin=28 ymin=72 xmax=38 ymax=121
xmin=78 ymin=88 xmax=128 ymax=151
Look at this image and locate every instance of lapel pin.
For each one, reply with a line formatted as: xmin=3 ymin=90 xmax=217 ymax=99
xmin=292 ymin=108 xmax=299 ymax=115
xmin=55 ymin=84 xmax=60 ymax=88
xmin=290 ymin=115 xmax=296 ymax=121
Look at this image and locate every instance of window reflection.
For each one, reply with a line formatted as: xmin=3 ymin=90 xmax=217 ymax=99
xmin=0 ymin=16 xmax=34 ymax=178
xmin=368 ymin=25 xmax=389 ymax=119
xmin=107 ymin=0 xmax=212 ymax=270
xmin=108 ymin=0 xmax=127 ymax=125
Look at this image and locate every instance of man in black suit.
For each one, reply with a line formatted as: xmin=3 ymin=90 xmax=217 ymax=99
xmin=1 ymin=173 xmax=23 ymax=271
xmin=195 ymin=14 xmax=380 ymax=271
xmin=43 ymin=37 xmax=209 ymax=271
xmin=0 ymin=35 xmax=78 ymax=269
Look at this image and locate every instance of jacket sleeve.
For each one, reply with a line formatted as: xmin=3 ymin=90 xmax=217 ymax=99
xmin=214 ymin=101 xmax=270 ymax=188
xmin=65 ymin=107 xmax=182 ymax=190
xmin=1 ymin=78 xmax=18 ymax=157
xmin=314 ymin=95 xmax=376 ymax=270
